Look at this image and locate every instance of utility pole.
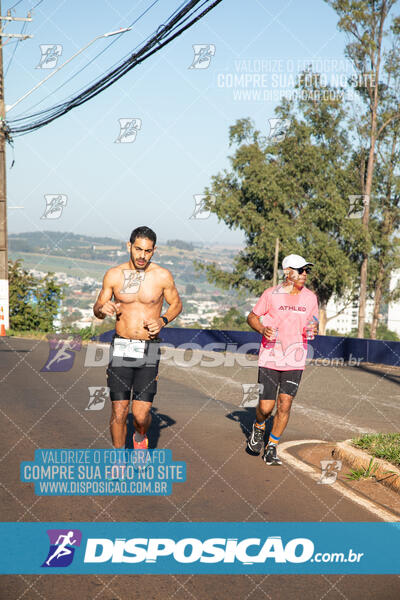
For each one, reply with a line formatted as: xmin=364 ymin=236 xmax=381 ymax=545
xmin=0 ymin=3 xmax=32 ymax=329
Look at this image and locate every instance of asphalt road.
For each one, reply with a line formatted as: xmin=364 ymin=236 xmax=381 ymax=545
xmin=1 ymin=336 xmax=399 ymax=599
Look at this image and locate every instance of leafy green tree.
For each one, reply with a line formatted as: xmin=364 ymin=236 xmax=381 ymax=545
xmin=210 ymin=307 xmax=249 ymax=331
xmin=167 ymin=240 xmax=194 ymax=251
xmin=36 ymin=273 xmax=64 ymax=332
xmin=349 ymin=323 xmax=399 ymax=341
xmin=8 ymin=259 xmax=64 ymax=332
xmin=326 ymin=0 xmax=399 ymax=336
xmin=367 ymin=134 xmax=400 ymax=337
xmin=196 ymin=74 xmax=365 ymax=333
xmin=367 ymin=38 xmax=400 ymax=338
xmin=8 ymin=260 xmax=38 ymax=331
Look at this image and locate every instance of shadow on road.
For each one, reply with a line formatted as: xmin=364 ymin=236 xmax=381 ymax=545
xmin=226 ymin=408 xmax=274 ymax=454
xmin=125 ymin=408 xmax=176 ymax=449
xmin=358 ymin=363 xmax=400 ymax=386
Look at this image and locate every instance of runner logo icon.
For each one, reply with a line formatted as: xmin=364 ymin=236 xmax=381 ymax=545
xmin=42 ymin=529 xmax=82 ymax=568
xmin=41 ymin=194 xmax=68 ymax=219
xmin=115 ymin=118 xmax=142 ymax=143
xmin=317 ymin=460 xmax=342 ymax=485
xmin=188 ymin=44 xmax=216 ymax=69
xmin=37 ymin=44 xmax=63 ymax=69
xmin=41 ymin=334 xmax=82 ymax=372
xmin=240 ymin=383 xmax=263 ymax=407
xmin=86 ymin=386 xmax=109 ymax=410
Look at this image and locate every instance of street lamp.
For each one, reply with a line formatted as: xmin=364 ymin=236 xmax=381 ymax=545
xmin=6 ymin=27 xmax=131 ymax=113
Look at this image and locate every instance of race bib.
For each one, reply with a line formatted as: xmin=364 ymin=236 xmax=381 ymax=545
xmin=113 ymin=338 xmax=146 ymax=358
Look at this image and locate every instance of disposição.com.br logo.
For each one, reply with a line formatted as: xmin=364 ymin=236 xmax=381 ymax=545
xmin=41 ymin=529 xmax=82 ymax=568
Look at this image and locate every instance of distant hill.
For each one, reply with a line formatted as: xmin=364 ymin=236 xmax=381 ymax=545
xmin=166 ymin=239 xmax=194 ymax=251
xmin=9 ymin=231 xmax=123 ymax=253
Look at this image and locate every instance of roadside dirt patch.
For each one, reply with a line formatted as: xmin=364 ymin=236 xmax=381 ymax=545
xmin=293 ymin=442 xmax=400 ymax=519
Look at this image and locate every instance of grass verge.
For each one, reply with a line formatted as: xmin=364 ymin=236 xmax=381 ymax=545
xmin=352 ymin=433 xmax=400 ymax=467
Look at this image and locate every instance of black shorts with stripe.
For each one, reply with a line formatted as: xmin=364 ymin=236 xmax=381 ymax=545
xmin=258 ymin=367 xmax=303 ymax=400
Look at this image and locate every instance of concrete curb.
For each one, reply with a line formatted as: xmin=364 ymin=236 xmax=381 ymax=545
xmin=279 ymin=440 xmax=399 ymax=522
xmin=333 ymin=440 xmax=400 ymax=494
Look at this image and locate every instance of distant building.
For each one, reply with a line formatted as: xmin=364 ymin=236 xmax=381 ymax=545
xmin=387 ymin=269 xmax=400 ymax=336
xmin=326 ymin=296 xmax=375 ymax=334
xmin=326 ymin=269 xmax=400 ymax=336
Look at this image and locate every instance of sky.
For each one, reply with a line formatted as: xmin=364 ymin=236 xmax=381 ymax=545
xmin=3 ymin=0 xmax=356 ymax=246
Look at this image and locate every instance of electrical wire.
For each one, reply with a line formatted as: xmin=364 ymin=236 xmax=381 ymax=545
xmin=12 ymin=0 xmax=194 ymax=118
xmin=12 ymin=0 xmax=162 ymax=117
xmin=8 ymin=0 xmax=44 ymax=11
xmin=30 ymin=0 xmax=44 ymax=9
xmin=7 ymin=0 xmax=25 ymax=10
xmin=4 ymin=0 xmax=45 ymax=78
xmin=6 ymin=0 xmax=223 ymax=137
xmin=4 ymin=20 xmax=26 ymax=77
xmin=14 ymin=0 xmax=212 ymax=119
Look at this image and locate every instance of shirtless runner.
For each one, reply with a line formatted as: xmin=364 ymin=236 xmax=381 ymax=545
xmin=93 ymin=226 xmax=182 ymax=449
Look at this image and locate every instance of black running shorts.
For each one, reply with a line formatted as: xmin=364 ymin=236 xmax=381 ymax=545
xmin=257 ymin=367 xmax=303 ymax=400
xmin=106 ymin=335 xmax=161 ymax=403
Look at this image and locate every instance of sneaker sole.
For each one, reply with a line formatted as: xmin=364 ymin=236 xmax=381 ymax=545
xmin=263 ymin=459 xmax=282 ymax=466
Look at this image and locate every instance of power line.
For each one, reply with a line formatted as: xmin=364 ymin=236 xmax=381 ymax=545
xmin=4 ymin=18 xmax=26 ymax=76
xmin=8 ymin=0 xmax=44 ymax=11
xmin=4 ymin=0 xmax=44 ymax=77
xmin=12 ymin=0 xmax=163 ymax=118
xmin=30 ymin=0 xmax=44 ymax=9
xmin=6 ymin=0 xmax=223 ymax=137
xmin=7 ymin=0 xmax=25 ymax=10
xmin=12 ymin=0 xmax=194 ymax=119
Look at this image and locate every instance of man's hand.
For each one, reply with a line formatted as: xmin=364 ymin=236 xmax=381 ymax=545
xmin=99 ymin=301 xmax=121 ymax=317
xmin=144 ymin=318 xmax=164 ymax=338
xmin=262 ymin=326 xmax=275 ymax=340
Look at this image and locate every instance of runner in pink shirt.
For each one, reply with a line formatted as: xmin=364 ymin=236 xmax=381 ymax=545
xmin=246 ymin=254 xmax=319 ymax=466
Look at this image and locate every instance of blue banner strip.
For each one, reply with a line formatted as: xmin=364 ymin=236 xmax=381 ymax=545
xmin=96 ymin=328 xmax=400 ymax=367
xmin=1 ymin=522 xmax=399 ymax=574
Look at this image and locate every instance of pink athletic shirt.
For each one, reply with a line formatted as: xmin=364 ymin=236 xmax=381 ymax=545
xmin=252 ymin=284 xmax=319 ymax=371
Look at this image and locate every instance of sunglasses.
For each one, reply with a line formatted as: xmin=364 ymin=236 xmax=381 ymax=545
xmin=292 ymin=266 xmax=312 ymax=275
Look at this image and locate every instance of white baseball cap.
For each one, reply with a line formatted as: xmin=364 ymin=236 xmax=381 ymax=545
xmin=282 ymin=254 xmax=314 ymax=270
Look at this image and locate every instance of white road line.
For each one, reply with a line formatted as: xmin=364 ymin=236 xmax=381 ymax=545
xmin=291 ymin=405 xmax=376 ymax=435
xmin=279 ymin=439 xmax=400 ymax=523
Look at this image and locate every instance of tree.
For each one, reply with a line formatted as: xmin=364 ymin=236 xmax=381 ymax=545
xmin=8 ymin=259 xmax=64 ymax=332
xmin=352 ymin=322 xmax=399 ymax=340
xmin=167 ymin=240 xmax=194 ymax=251
xmin=368 ymin=35 xmax=400 ymax=338
xmin=8 ymin=260 xmax=38 ymax=331
xmin=36 ymin=273 xmax=64 ymax=332
xmin=326 ymin=323 xmax=399 ymax=340
xmin=210 ymin=307 xmax=249 ymax=331
xmin=196 ymin=73 xmax=365 ymax=334
xmin=368 ymin=126 xmax=400 ymax=337
xmin=326 ymin=0 xmax=399 ymax=337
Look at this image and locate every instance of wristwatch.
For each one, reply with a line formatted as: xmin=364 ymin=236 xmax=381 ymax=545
xmin=161 ymin=316 xmax=168 ymax=326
